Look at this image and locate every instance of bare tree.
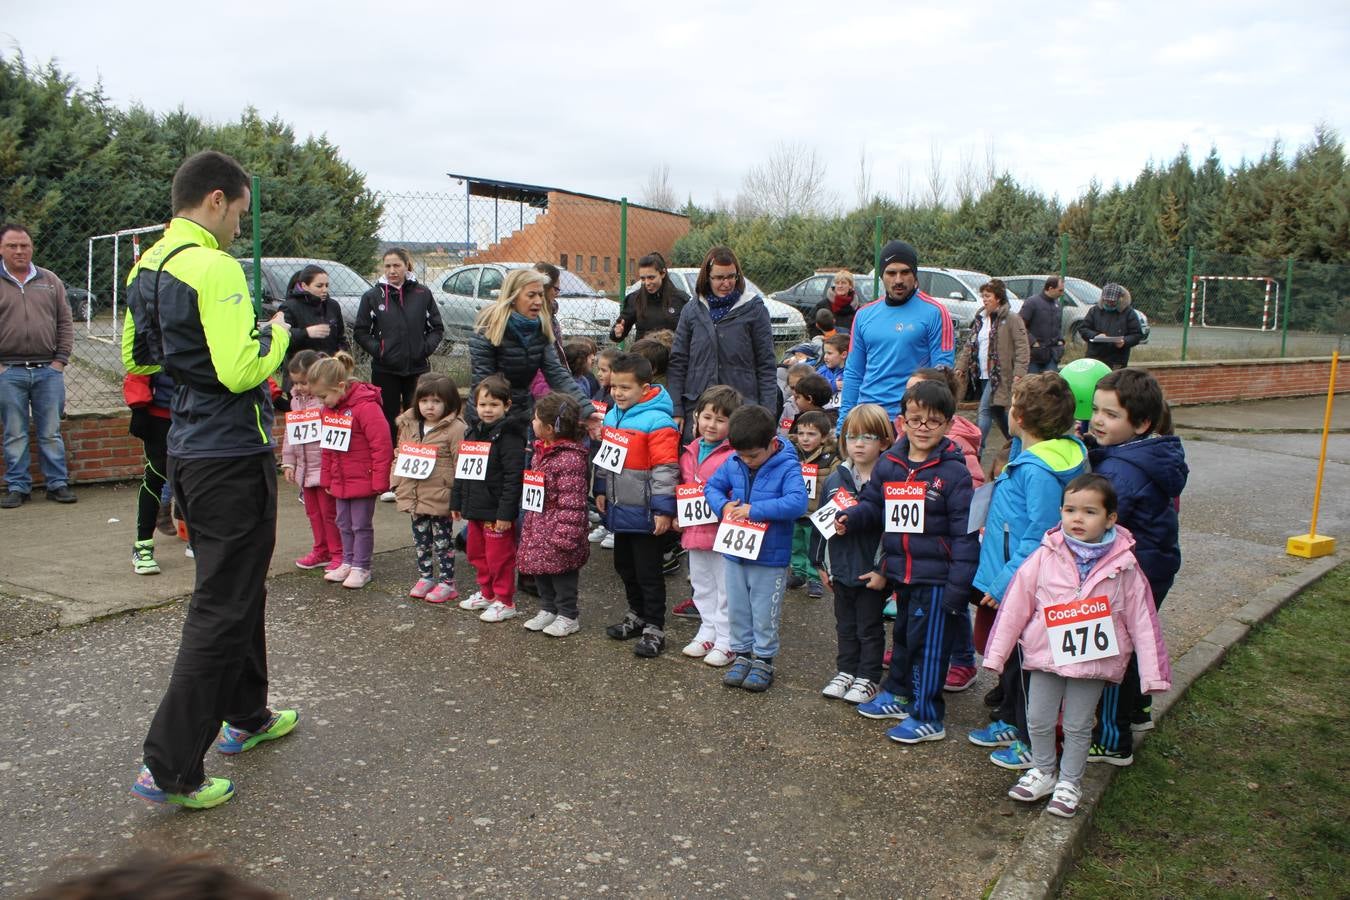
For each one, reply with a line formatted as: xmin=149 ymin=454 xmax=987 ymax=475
xmin=738 ymin=141 xmax=833 ymax=217
xmin=954 ymin=140 xmax=1001 ymax=205
xmin=925 ymin=141 xmax=947 ymax=208
xmin=896 ymin=162 xmax=917 ymax=209
xmin=640 ymin=163 xmax=678 ymax=211
xmin=855 ymin=146 xmax=875 ymax=209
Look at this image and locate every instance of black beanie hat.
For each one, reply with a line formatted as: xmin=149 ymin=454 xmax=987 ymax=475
xmin=880 ymin=240 xmax=919 ymax=272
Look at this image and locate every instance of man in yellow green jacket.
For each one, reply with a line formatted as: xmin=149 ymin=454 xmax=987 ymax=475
xmin=124 ymin=150 xmax=298 ymax=810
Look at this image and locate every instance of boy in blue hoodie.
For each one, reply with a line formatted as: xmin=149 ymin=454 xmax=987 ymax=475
xmin=596 ymin=353 xmax=680 ymax=658
xmin=1085 ymin=368 xmax=1187 ymax=763
xmin=840 ymin=381 xmax=979 ymax=744
xmin=966 ymin=372 xmax=1087 ymax=769
xmin=704 ymin=405 xmax=809 ymax=693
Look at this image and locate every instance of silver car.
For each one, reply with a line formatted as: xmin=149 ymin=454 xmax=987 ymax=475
xmin=431 ymin=262 xmax=619 ymax=348
xmin=864 ymin=266 xmax=1019 ymax=338
xmin=236 ymin=256 xmax=372 ymax=322
xmin=630 ymin=268 xmax=807 ymax=344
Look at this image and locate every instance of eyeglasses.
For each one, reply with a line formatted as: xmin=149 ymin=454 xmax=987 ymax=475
xmin=710 ymin=273 xmax=739 ymax=282
xmin=845 ymin=433 xmax=883 ymax=442
xmin=903 ymin=416 xmax=948 ymax=430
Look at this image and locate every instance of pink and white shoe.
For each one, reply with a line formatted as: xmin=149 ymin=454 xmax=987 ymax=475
xmin=425 ymin=582 xmax=458 ymax=604
xmin=324 ymin=563 xmax=352 ymax=583
xmin=341 ymin=567 xmax=371 ymax=589
xmin=295 ymin=550 xmax=331 ymax=570
xmin=409 ymin=578 xmax=436 ymax=599
xmin=682 ymin=639 xmax=714 ymax=659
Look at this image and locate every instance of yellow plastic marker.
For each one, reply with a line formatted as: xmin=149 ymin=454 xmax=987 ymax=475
xmin=1287 ymin=350 xmax=1339 ymax=558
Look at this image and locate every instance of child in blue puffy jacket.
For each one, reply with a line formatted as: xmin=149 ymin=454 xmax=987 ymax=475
xmin=704 ymin=405 xmax=809 ymax=693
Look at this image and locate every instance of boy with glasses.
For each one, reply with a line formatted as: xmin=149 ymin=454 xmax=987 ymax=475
xmin=835 ymin=380 xmax=978 ymax=743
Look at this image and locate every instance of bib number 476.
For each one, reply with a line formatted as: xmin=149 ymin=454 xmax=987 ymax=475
xmin=1044 ymin=595 xmax=1120 ymax=667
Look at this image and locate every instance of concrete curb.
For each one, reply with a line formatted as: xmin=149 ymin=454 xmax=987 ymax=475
xmin=987 ymin=553 xmax=1343 ymax=900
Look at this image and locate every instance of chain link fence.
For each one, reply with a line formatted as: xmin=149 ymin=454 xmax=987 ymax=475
xmin=4 ymin=176 xmax=1344 ymax=413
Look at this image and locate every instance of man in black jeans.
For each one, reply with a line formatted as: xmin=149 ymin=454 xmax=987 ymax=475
xmin=125 ymin=151 xmax=297 ymax=809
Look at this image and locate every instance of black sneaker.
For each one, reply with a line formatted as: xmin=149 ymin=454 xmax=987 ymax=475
xmin=787 ymin=575 xmax=807 ymax=590
xmin=661 ymin=545 xmax=685 ymax=575
xmin=605 ymin=612 xmax=644 ymax=641
xmin=1087 ymin=744 xmax=1134 ymax=767
xmin=983 ymin=684 xmax=1004 ymax=708
xmin=1 ymin=490 xmax=30 ymax=509
xmin=634 ymin=626 xmax=665 ymax=658
xmin=46 ymin=485 xmax=77 ymax=503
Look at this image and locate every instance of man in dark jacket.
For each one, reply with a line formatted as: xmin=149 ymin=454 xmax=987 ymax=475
xmin=1077 ymin=283 xmax=1142 ymax=370
xmin=1019 ymin=277 xmax=1065 ymax=373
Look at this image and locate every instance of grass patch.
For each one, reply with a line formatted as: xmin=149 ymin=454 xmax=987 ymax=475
xmin=1061 ymin=563 xmax=1350 ymax=899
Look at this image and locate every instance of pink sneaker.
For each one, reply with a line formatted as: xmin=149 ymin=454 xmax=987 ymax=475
xmin=425 ymin=582 xmax=458 ymax=604
xmin=409 ymin=578 xmax=436 ymax=599
xmin=324 ymin=563 xmax=352 ymax=583
xmin=295 ymin=550 xmax=331 ymax=570
xmin=944 ymin=665 xmax=978 ymax=692
xmin=342 ymin=567 xmax=371 ymax=589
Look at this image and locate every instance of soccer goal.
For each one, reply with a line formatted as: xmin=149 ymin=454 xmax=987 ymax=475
xmin=1188 ymin=274 xmax=1281 ymax=332
xmin=83 ymin=223 xmax=166 ymax=342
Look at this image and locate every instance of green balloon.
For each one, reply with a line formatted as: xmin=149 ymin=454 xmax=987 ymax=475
xmin=1060 ymin=358 xmax=1111 ymax=419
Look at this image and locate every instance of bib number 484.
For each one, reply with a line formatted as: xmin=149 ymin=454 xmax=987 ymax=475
xmin=714 ymin=520 xmax=768 ymax=561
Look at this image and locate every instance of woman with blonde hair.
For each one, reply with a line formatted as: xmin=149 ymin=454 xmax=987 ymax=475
xmin=467 ymin=267 xmax=591 ymax=423
xmin=815 ymin=269 xmax=864 ymax=335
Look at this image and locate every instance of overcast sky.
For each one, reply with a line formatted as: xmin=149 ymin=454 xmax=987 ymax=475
xmin=4 ymin=0 xmax=1349 ymax=212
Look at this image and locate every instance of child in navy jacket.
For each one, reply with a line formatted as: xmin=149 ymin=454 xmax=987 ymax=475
xmin=837 ymin=381 xmax=978 ymax=744
xmin=704 ymin=405 xmax=809 ymax=693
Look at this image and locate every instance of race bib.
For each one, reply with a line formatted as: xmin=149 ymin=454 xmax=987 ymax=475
xmin=884 ymin=482 xmax=926 ymax=533
xmin=801 ymin=463 xmax=819 ymax=500
xmin=286 ymin=408 xmax=321 ymax=445
xmin=1045 ymin=595 xmax=1120 ymax=667
xmin=394 ymin=442 xmax=436 ymax=480
xmin=676 ymin=483 xmax=718 ymax=528
xmin=715 ymin=519 xmax=768 ymax=561
xmin=810 ymin=487 xmax=858 ymax=539
xmin=592 ymin=401 xmax=608 ymax=416
xmin=967 ymin=482 xmax=995 ymax=533
xmin=455 ymin=441 xmax=491 ymax=481
xmin=320 ymin=412 xmax=352 ymax=453
xmin=594 ymin=428 xmax=630 ymax=473
xmin=521 ymin=470 xmax=545 ymax=512
xmin=779 ymin=417 xmax=794 ymax=433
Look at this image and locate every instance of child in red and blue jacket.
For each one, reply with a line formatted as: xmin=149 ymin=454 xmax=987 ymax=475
xmin=837 ymin=380 xmax=977 ymax=744
xmin=595 ymin=353 xmax=680 ymax=658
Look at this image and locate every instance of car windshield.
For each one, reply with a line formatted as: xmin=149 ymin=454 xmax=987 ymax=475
xmin=265 ymin=260 xmax=371 ymax=295
xmin=556 ymin=270 xmax=601 ymax=297
xmin=1064 ymin=278 xmax=1100 ymax=306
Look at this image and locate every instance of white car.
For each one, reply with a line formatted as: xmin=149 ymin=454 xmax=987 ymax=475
xmin=625 ymin=268 xmax=807 ymax=344
xmin=430 ymin=262 xmax=620 ymax=347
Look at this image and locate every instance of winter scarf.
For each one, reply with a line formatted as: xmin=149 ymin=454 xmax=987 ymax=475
xmin=508 ymin=310 xmax=542 ymax=346
xmin=1063 ymin=528 xmax=1118 ymax=583
xmin=706 ymin=289 xmax=741 ymax=323
xmin=830 ymin=290 xmax=857 ymax=315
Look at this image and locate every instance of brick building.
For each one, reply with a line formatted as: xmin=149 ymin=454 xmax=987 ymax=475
xmin=449 ymin=174 xmax=689 ymax=293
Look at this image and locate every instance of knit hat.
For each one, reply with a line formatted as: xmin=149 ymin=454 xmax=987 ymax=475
xmin=1100 ymin=283 xmax=1129 ymax=310
xmin=879 ymin=240 xmax=919 ymax=272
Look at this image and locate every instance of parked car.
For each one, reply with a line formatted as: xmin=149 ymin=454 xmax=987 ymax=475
xmin=631 ymin=268 xmax=807 ymax=344
xmin=856 ymin=266 xmax=1019 ymax=338
xmin=1001 ymin=275 xmax=1149 ymax=343
xmin=65 ymin=286 xmax=104 ymax=320
xmin=236 ymin=256 xmax=373 ymax=323
xmin=432 ymin=262 xmax=619 ymax=347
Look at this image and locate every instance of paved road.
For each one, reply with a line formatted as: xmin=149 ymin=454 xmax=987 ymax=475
xmin=0 ymin=396 xmax=1344 ymax=897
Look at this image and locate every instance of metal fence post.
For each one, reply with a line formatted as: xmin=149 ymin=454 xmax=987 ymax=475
xmin=1180 ymin=245 xmax=1195 ymax=361
xmin=250 ymin=175 xmax=262 ymax=318
xmin=1059 ymin=232 xmax=1068 ymax=280
xmin=872 ymin=216 xmax=882 ymax=298
xmin=1282 ymin=257 xmax=1293 ymax=358
xmin=619 ymin=197 xmax=628 ymax=304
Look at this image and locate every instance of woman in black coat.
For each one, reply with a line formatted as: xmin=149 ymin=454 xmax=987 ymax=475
xmin=611 ymin=251 xmax=689 ymax=343
xmin=279 ymin=264 xmax=347 ymax=405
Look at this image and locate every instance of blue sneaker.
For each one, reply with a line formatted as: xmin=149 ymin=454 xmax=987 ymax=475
xmin=215 ymin=709 xmax=298 ymax=755
xmin=887 ymin=718 xmax=946 ymax=744
xmin=741 ymin=659 xmax=775 ymax=693
xmin=882 ymin=597 xmax=898 ymax=618
xmin=990 ymin=740 xmax=1034 ymax=770
xmin=723 ymin=655 xmax=753 ymax=688
xmin=967 ymin=719 xmax=1020 ymax=747
xmin=856 ymin=690 xmax=912 ymax=720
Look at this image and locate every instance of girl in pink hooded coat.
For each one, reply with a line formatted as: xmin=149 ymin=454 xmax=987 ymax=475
xmin=281 ymin=350 xmax=343 ymax=573
xmin=983 ymin=474 xmax=1170 ymax=818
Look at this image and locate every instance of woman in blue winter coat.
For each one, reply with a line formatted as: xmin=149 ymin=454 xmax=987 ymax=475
xmin=667 ymin=246 xmax=778 ymax=441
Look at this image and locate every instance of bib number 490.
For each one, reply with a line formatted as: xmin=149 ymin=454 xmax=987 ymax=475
xmin=884 ymin=482 xmax=925 ymax=533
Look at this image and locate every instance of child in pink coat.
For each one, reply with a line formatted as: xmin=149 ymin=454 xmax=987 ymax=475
xmin=983 ymin=473 xmax=1171 ymax=818
xmin=675 ymin=385 xmax=742 ymax=666
xmin=281 ymin=350 xmax=342 ymax=573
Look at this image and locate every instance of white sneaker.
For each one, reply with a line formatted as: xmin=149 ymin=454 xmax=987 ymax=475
xmin=458 ymin=591 xmax=490 ymax=610
xmin=842 ymin=677 xmax=880 ymax=704
xmin=379 ymin=491 xmax=396 ymax=502
xmin=600 ymin=531 xmax=615 ymax=549
xmin=324 ymin=563 xmax=352 ymax=583
xmin=479 ymin=601 xmax=518 ymax=623
xmin=184 ymin=545 xmax=195 ymax=558
xmin=821 ymin=671 xmax=853 ymax=699
xmin=522 ymin=611 xmax=557 ymax=632
xmin=542 ymin=615 xmax=580 ymax=637
xmin=588 ymin=524 xmax=609 ymax=542
xmin=1046 ymin=780 xmax=1082 ymax=818
xmin=704 ymin=648 xmax=734 ymax=667
xmin=588 ymin=510 xmax=602 ymax=526
xmin=682 ymin=639 xmax=714 ymax=658
xmin=1008 ymin=767 xmax=1058 ymax=802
